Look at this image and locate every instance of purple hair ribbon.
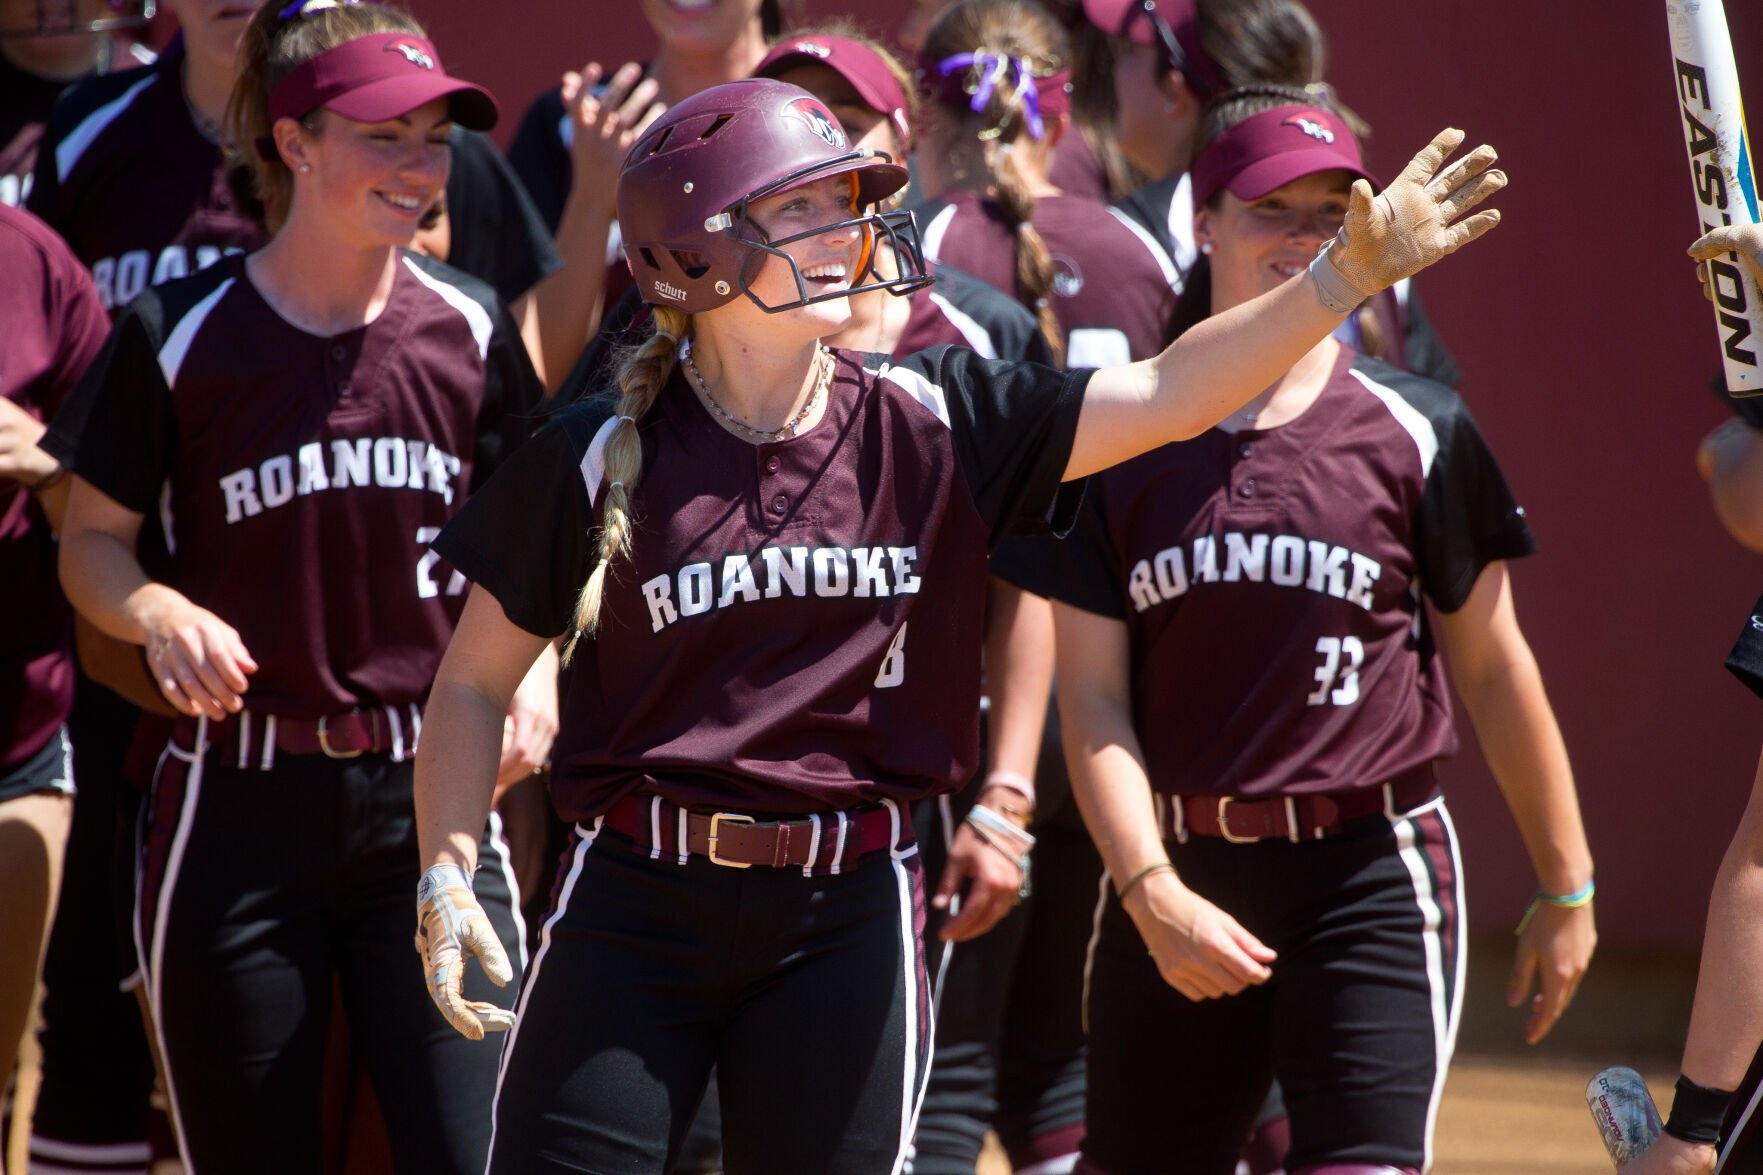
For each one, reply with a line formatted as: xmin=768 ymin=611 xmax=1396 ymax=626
xmin=936 ymin=51 xmax=1047 ymax=140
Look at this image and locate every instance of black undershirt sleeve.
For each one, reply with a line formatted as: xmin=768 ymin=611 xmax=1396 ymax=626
xmin=443 ymin=128 xmax=562 ymax=306
xmin=433 ymin=406 xmax=605 ymax=639
xmin=1412 ymin=388 xmax=1538 ymax=614
xmin=990 ymin=477 xmax=1125 ymax=618
xmin=895 ymin=345 xmax=1091 ymax=545
xmin=1726 ymin=595 xmax=1763 ymax=701
xmin=49 ymin=303 xmax=178 ymax=515
xmin=470 ymin=301 xmax=547 ymax=491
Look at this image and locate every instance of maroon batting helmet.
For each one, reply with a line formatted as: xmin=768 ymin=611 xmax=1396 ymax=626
xmin=617 ymin=78 xmax=930 ymax=313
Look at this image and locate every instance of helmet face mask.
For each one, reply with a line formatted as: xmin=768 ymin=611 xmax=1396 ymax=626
xmin=618 ymin=78 xmax=933 ymax=315
xmin=731 ymin=200 xmax=931 ymax=315
xmin=0 ymin=0 xmax=155 ymax=37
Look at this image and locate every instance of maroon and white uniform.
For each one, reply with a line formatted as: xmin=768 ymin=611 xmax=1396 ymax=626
xmin=48 ymin=251 xmax=536 ymax=715
xmin=437 ymin=344 xmax=1086 ymax=819
xmin=998 ymin=350 xmax=1535 ymax=1173
xmin=0 ymin=204 xmax=108 ymax=787
xmin=45 ymin=249 xmax=539 ymax=1171
xmin=919 ymin=191 xmax=1177 ymax=365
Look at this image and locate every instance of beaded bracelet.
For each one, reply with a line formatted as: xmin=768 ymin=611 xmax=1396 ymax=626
xmin=1664 ymin=1074 xmax=1734 ymax=1145
xmin=964 ymin=805 xmax=1034 ymax=900
xmin=1513 ymin=879 xmax=1595 ymax=935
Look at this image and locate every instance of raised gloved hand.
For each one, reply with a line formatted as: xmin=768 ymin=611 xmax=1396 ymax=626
xmin=1311 ymin=128 xmax=1507 ymax=313
xmin=415 ymin=862 xmax=515 ymax=1040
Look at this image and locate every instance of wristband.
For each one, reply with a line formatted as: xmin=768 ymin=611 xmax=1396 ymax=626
xmin=1115 ymin=861 xmax=1175 ymax=904
xmin=1513 ymin=879 xmax=1595 ymax=935
xmin=963 ymin=805 xmax=1034 ymax=900
xmin=29 ymin=463 xmax=69 ymax=492
xmin=1308 ymin=241 xmax=1367 ymax=315
xmin=981 ymin=770 xmax=1036 ymax=825
xmin=1663 ymin=1075 xmax=1734 ymax=1145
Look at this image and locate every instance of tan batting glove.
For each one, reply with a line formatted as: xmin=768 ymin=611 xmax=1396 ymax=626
xmin=1689 ymin=223 xmax=1763 ymax=289
xmin=1310 ymin=128 xmax=1507 ymax=313
xmin=415 ymin=862 xmax=516 ymax=1041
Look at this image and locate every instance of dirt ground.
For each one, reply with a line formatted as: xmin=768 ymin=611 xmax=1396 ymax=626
xmin=975 ymin=1055 xmax=1672 ymax=1174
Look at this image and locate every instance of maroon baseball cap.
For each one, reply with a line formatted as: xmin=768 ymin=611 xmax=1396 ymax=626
xmin=1081 ymin=0 xmax=1225 ymax=98
xmin=755 ymin=34 xmax=912 ymax=149
xmin=267 ymin=33 xmax=498 ymax=131
xmin=1189 ymin=105 xmax=1375 ymax=208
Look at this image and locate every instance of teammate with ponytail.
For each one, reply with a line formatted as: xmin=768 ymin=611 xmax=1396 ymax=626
xmin=51 ymin=3 xmax=542 ymax=1165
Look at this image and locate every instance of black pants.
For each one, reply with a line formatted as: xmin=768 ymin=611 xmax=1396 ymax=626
xmin=1081 ymin=798 xmax=1463 ymax=1175
xmin=1720 ymin=1044 xmax=1763 ymax=1173
xmin=138 ymin=722 xmax=522 ymax=1173
xmin=490 ymin=815 xmax=931 ymax=1174
xmin=911 ymin=791 xmax=1096 ymax=1175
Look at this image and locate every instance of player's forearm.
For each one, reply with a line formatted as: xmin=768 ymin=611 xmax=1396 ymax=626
xmin=984 ymin=579 xmax=1053 ymax=784
xmin=1678 ymin=751 xmax=1763 ymax=1090
xmin=1066 ymin=274 xmax=1343 ymax=479
xmin=415 ymin=675 xmax=508 ymax=873
xmin=531 ymin=194 xmax=616 ymax=392
xmin=59 ymin=527 xmax=183 ymax=648
xmin=1057 ymin=679 xmax=1167 ymax=882
xmin=1455 ymin=650 xmax=1593 ymax=893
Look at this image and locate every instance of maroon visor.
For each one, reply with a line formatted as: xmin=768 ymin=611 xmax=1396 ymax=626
xmin=755 ymin=35 xmax=913 ymax=150
xmin=1190 ymin=105 xmax=1375 ymax=208
xmin=267 ymin=33 xmax=498 ymax=131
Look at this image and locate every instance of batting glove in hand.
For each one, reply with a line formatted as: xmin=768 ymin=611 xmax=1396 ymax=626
xmin=1689 ymin=222 xmax=1763 ymax=289
xmin=415 ymin=863 xmax=515 ymax=1040
xmin=1314 ymin=128 xmax=1506 ymax=312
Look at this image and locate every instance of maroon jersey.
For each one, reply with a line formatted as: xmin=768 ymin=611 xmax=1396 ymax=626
xmin=0 ymin=204 xmax=109 ymax=770
xmin=1046 ymin=128 xmax=1112 ymax=204
xmin=998 ymin=350 xmax=1536 ymax=800
xmin=47 ymin=252 xmax=542 ymax=719
xmin=435 ymin=344 xmax=1089 ymax=820
xmin=920 ymin=191 xmax=1177 ymax=365
xmin=26 ymin=41 xmax=264 ymax=312
xmin=1 ymin=40 xmax=151 ymax=209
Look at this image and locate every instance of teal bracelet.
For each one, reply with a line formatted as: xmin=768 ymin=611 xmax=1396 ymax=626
xmin=1514 ymin=879 xmax=1595 ymax=935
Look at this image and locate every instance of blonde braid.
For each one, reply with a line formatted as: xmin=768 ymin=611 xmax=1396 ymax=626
xmin=562 ymin=307 xmax=689 ymax=662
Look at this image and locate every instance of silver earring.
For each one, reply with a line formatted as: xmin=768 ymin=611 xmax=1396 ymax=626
xmin=298 ymin=163 xmax=311 ymax=174
xmin=1199 ymin=241 xmax=1213 ymax=255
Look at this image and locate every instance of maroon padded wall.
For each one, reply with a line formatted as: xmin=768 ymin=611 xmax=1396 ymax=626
xmin=415 ymin=0 xmax=1763 ymax=952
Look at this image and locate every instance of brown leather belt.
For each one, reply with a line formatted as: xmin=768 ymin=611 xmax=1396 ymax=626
xmin=174 ymin=705 xmax=422 ymax=768
xmin=1162 ymin=766 xmax=1438 ymax=844
xmin=603 ymin=794 xmax=907 ymax=871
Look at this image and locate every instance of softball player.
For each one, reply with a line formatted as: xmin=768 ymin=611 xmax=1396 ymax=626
xmin=0 ymin=201 xmax=109 ymax=1164
xmin=1001 ymin=92 xmax=1594 ymax=1175
xmin=915 ymin=0 xmax=1177 ymax=369
xmin=1623 ymin=222 xmax=1763 ymax=1175
xmin=413 ymin=71 xmax=1503 ymax=1173
xmin=49 ymin=5 xmax=540 ymax=1167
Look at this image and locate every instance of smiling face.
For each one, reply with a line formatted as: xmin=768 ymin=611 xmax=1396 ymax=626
xmin=1195 ymin=168 xmax=1352 ymax=313
xmin=719 ymin=172 xmax=863 ymax=336
xmin=285 ymin=98 xmax=452 ymax=249
xmin=638 ymin=0 xmax=764 ymax=55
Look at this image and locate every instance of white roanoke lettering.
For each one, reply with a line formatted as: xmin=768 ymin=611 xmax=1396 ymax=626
xmin=217 ymin=436 xmax=463 ymax=523
xmin=1126 ymin=532 xmax=1382 ymax=613
xmin=638 ymin=544 xmax=923 ymax=633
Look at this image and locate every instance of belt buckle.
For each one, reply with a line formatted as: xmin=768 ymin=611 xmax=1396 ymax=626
xmin=316 ymin=714 xmax=364 ymax=760
xmin=1215 ymin=797 xmax=1261 ymax=845
xmin=707 ymin=813 xmax=755 ymax=868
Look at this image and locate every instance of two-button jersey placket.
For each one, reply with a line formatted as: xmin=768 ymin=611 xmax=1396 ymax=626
xmin=1234 ymin=437 xmax=1257 ymax=500
xmin=754 ymin=444 xmax=810 ymax=526
xmin=324 ymin=340 xmax=356 ymax=404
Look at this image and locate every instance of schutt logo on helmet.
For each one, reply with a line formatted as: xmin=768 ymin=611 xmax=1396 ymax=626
xmin=781 ymin=96 xmax=847 ymax=150
xmin=385 ymin=40 xmax=436 ymax=70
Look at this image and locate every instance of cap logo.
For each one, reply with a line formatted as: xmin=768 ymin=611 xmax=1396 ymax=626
xmin=792 ymin=40 xmax=832 ymax=58
xmin=385 ymin=39 xmax=435 ymax=70
xmin=781 ymin=96 xmax=846 ymax=150
xmin=653 ymin=279 xmax=689 ymax=302
xmin=1282 ymin=112 xmax=1335 ymax=143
